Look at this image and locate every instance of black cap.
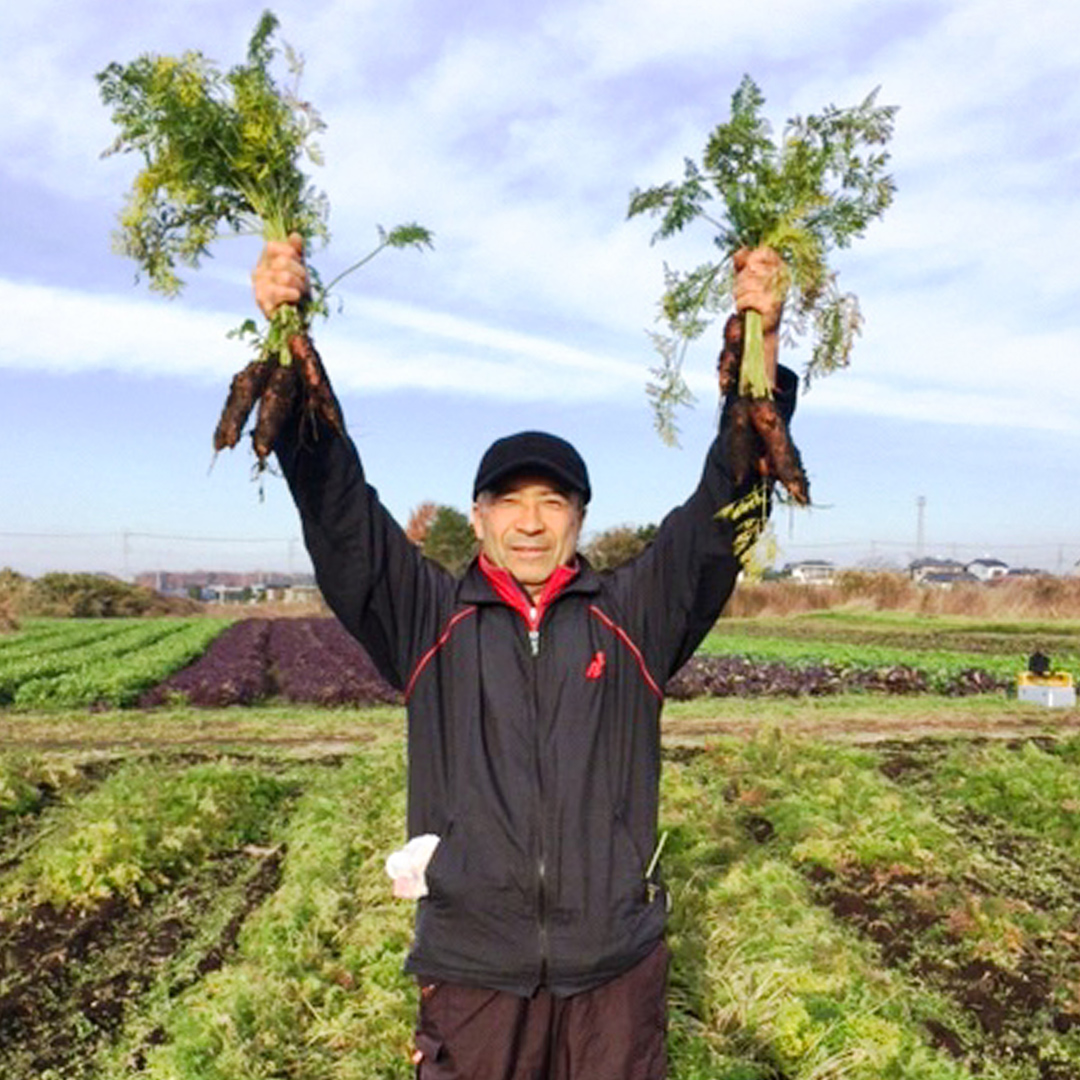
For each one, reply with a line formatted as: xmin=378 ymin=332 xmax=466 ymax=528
xmin=473 ymin=431 xmax=591 ymax=504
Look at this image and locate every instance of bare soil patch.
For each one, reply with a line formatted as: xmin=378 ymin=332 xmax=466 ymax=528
xmin=0 ymin=844 xmax=285 ymax=1080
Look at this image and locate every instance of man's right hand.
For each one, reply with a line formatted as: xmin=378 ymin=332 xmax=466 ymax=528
xmin=732 ymin=246 xmax=784 ymax=391
xmin=252 ymin=232 xmax=309 ymax=319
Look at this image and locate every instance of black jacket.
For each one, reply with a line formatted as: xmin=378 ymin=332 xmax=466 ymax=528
xmin=276 ymin=368 xmax=796 ymax=997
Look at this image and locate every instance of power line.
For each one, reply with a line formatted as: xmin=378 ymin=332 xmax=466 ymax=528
xmin=0 ymin=530 xmax=297 ymax=544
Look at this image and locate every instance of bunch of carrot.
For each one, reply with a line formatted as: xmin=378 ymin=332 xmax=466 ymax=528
xmin=717 ymin=310 xmax=809 ymax=505
xmin=213 ymin=332 xmax=342 ymax=461
xmin=628 ymin=75 xmax=897 ymax=507
xmin=99 ymin=11 xmax=431 ymax=470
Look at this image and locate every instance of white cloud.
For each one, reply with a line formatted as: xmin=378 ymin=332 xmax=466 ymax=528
xmin=803 ymin=374 xmax=1078 ymax=433
xmin=6 ymin=281 xmax=239 ymax=380
xmin=5 ymin=0 xmax=1080 ymax=426
xmin=545 ymin=0 xmax=873 ymax=77
xmin=3 ymin=277 xmax=648 ymax=400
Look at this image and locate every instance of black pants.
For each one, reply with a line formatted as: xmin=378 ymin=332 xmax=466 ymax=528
xmin=413 ymin=943 xmax=669 ymax=1080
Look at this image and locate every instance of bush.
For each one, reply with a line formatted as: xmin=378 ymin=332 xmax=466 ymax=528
xmin=0 ymin=595 xmax=18 ymax=633
xmin=22 ymin=572 xmax=199 ymax=618
xmin=0 ymin=568 xmax=31 ymax=630
xmin=582 ymin=523 xmax=657 ymax=570
xmin=422 ymin=506 xmax=477 ymax=576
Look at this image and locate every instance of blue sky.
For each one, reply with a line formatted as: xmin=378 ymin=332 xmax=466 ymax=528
xmin=2 ymin=0 xmax=1079 ymax=577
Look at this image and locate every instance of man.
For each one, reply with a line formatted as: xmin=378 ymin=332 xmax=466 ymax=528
xmin=253 ymin=240 xmax=794 ymax=1080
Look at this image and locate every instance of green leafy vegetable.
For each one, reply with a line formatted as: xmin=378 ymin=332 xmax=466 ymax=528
xmin=98 ymin=12 xmax=328 ymax=294
xmin=628 ymin=74 xmax=897 ymax=445
xmin=98 ymin=11 xmax=433 ymax=466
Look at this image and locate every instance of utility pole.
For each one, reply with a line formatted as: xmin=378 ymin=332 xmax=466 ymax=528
xmin=915 ymin=496 xmax=926 ymax=558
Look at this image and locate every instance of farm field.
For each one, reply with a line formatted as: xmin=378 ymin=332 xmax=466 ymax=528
xmin=0 ymin=618 xmax=232 ymax=709
xmin=1 ymin=613 xmax=1079 ymax=1078
xmin=5 ymin=609 xmax=1076 ymax=710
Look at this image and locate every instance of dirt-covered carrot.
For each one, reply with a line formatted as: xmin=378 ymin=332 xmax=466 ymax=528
xmin=717 ymin=306 xmax=808 ymax=504
xmin=722 ymin=397 xmax=759 ymax=489
xmin=747 ymin=397 xmax=809 ymax=505
xmin=289 ymin=333 xmax=343 ymax=438
xmin=252 ymin=361 xmax=299 ymax=463
xmin=717 ymin=313 xmax=743 ymax=397
xmin=213 ymin=359 xmax=276 ymax=452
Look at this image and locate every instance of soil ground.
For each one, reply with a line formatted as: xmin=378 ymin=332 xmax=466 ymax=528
xmin=3 ymin=697 xmax=1079 ymax=1079
xmin=2 ymin=695 xmax=1077 ymax=756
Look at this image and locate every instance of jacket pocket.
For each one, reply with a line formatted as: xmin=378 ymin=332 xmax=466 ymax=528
xmin=422 ymin=820 xmax=460 ymax=906
xmin=610 ymin=811 xmax=650 ymax=916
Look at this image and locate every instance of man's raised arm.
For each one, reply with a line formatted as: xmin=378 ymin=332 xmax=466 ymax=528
xmin=247 ymin=238 xmax=455 ymax=691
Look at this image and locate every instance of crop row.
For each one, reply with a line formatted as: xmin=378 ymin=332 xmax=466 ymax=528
xmin=142 ymin=619 xmax=1017 ymax=708
xmin=138 ymin=618 xmax=401 ymax=707
xmin=663 ymin=732 xmax=1080 ymax=1078
xmin=0 ymin=619 xmax=232 ymax=708
xmin=1 ymin=759 xmax=298 ymax=911
xmin=0 ymin=618 xmax=142 ymax=660
xmin=0 ymin=616 xmax=1043 ymax=711
xmin=718 ymin=610 xmax=1080 ymax=659
xmin=667 ymin=654 xmax=1007 ymax=698
xmin=698 ymin=628 xmax=1045 ymax=687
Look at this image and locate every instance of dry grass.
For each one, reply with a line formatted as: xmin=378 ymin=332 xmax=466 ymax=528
xmin=200 ymin=597 xmax=330 ymax=619
xmin=0 ymin=594 xmax=18 ymax=633
xmin=727 ymin=572 xmax=1080 ymax=620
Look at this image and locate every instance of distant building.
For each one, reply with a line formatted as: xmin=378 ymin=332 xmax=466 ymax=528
xmin=966 ymin=557 xmax=1009 ymax=583
xmin=282 ymin=584 xmax=323 ymax=605
xmin=135 ymin=570 xmax=316 ymax=600
xmin=200 ymin=584 xmax=250 ymax=604
xmin=909 ymin=557 xmax=968 ymax=584
xmin=919 ymin=570 xmax=978 ymax=588
xmin=787 ymin=560 xmax=837 ymax=585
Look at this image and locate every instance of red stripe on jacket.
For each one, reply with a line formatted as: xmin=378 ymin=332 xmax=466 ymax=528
xmin=588 ymin=604 xmax=663 ymax=700
xmin=404 ymin=606 xmax=477 ymax=701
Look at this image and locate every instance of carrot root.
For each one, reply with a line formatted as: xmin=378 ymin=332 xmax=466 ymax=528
xmin=289 ymin=332 xmax=344 ymax=437
xmin=747 ymin=397 xmax=810 ymax=505
xmin=213 ymin=359 xmax=274 ymax=451
xmin=251 ymin=361 xmax=299 ymax=463
xmin=717 ymin=314 xmax=743 ymax=397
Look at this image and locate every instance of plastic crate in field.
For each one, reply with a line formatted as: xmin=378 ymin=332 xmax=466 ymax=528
xmin=1016 ymin=670 xmax=1076 ymax=708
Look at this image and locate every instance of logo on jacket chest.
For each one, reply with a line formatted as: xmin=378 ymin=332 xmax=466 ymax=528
xmin=585 ymin=650 xmax=606 ymax=680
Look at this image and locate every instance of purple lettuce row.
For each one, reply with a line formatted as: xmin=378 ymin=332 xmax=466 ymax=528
xmin=268 ymin=619 xmax=401 ymax=707
xmin=664 ymin=656 xmax=1009 ymax=700
xmin=139 ymin=619 xmax=273 ymax=707
xmin=140 ymin=617 xmax=400 ymax=708
xmin=308 ymin=619 xmax=402 ymax=705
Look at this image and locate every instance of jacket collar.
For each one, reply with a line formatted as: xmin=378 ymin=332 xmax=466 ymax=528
xmin=459 ymin=553 xmax=601 ymax=611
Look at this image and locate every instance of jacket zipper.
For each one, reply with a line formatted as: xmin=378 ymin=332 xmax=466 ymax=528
xmin=528 ymin=605 xmax=549 ymax=983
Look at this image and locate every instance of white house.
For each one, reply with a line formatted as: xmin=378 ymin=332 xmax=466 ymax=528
xmin=966 ymin=558 xmax=1009 ymax=583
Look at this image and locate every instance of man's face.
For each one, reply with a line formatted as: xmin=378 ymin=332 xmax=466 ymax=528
xmin=471 ymin=475 xmax=584 ymax=598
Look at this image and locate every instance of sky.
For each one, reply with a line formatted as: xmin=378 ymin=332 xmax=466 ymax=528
xmin=2 ymin=0 xmax=1079 ymax=578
